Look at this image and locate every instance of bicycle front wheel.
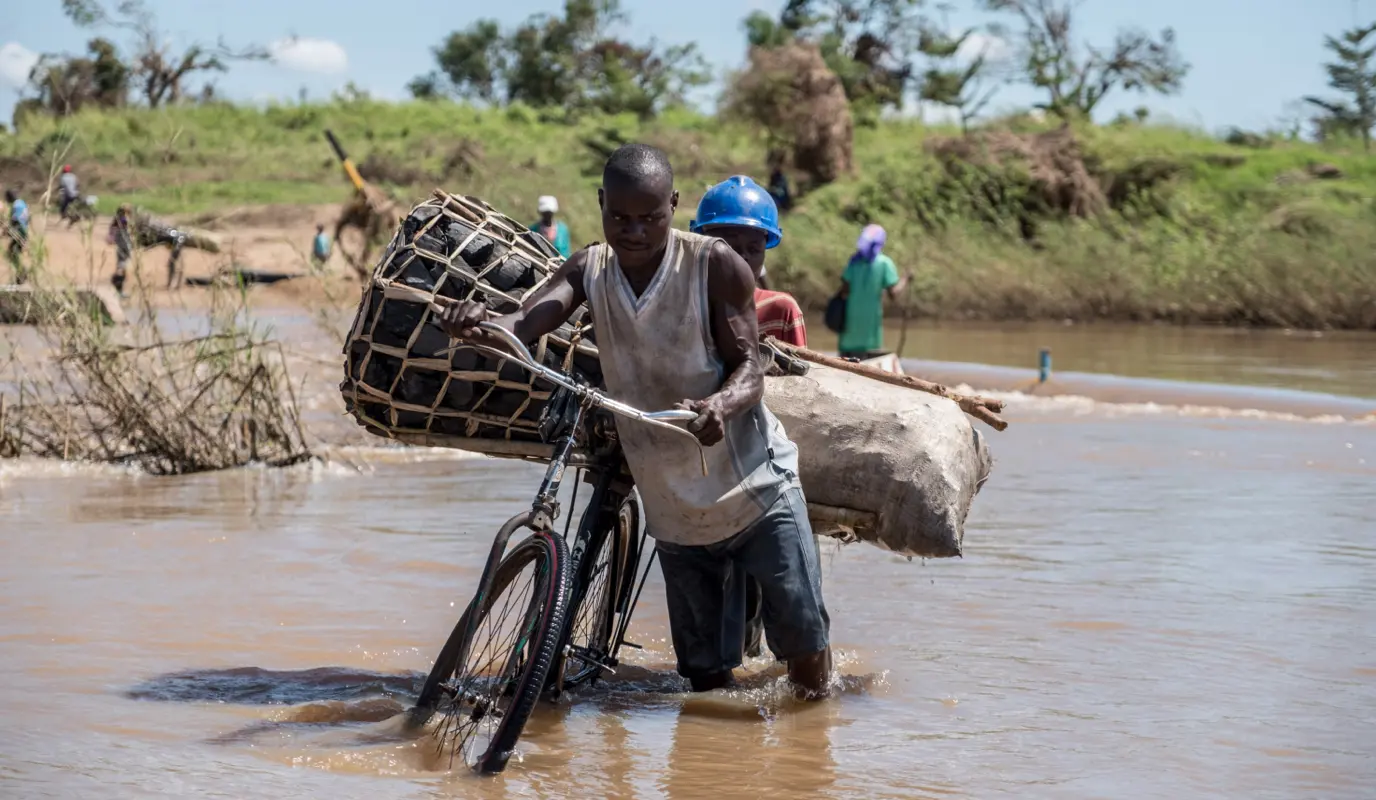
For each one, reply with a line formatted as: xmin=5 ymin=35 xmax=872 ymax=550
xmin=413 ymin=528 xmax=571 ymax=774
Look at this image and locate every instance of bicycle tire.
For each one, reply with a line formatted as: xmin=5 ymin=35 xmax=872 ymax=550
xmin=558 ymin=494 xmax=638 ymax=690
xmin=413 ymin=528 xmax=571 ymax=774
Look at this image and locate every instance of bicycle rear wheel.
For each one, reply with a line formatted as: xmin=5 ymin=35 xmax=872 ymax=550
xmin=558 ymin=494 xmax=638 ymax=690
xmin=413 ymin=528 xmax=570 ymax=774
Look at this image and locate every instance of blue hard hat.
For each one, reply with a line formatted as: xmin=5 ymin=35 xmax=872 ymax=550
xmin=689 ymin=175 xmax=783 ymax=249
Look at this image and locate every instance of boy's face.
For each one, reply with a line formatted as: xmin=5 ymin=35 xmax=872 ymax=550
xmin=703 ymin=225 xmax=768 ymax=279
xmin=599 ymin=181 xmax=678 ymax=270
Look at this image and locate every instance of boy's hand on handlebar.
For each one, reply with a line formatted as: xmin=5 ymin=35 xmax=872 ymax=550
xmin=678 ymin=396 xmax=726 ymax=446
xmin=434 ymin=298 xmax=497 ymax=343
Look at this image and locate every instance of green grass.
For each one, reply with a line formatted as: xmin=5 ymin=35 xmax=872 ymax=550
xmin=3 ymin=99 xmax=1374 ymax=328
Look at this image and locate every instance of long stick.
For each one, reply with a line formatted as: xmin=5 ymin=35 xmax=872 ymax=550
xmin=769 ymin=339 xmax=1009 ymax=432
xmin=895 ymin=281 xmax=912 ymax=359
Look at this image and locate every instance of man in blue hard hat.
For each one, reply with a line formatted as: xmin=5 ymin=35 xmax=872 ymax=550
xmin=691 ymin=175 xmax=809 ymax=662
xmin=691 ymin=176 xmax=807 ymax=349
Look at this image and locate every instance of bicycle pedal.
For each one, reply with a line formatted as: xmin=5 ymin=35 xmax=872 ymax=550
xmin=565 ymin=645 xmax=618 ymax=674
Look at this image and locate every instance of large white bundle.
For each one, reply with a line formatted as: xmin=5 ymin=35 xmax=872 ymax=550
xmin=764 ymin=363 xmax=993 ymax=558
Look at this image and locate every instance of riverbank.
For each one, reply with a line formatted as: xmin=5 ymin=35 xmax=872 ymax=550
xmin=4 ymin=100 xmax=1375 ymax=329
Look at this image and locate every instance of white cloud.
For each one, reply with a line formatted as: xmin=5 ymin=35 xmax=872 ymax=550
xmin=956 ymin=32 xmax=1012 ymax=65
xmin=0 ymin=42 xmax=40 ymax=89
xmin=268 ymin=37 xmax=348 ymax=75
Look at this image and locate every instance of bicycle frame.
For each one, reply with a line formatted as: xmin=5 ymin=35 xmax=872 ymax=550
xmin=444 ymin=322 xmax=697 ymax=693
xmin=458 ymin=387 xmax=588 ymax=666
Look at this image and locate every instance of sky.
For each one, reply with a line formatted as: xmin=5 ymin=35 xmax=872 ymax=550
xmin=0 ymin=0 xmax=1370 ymax=133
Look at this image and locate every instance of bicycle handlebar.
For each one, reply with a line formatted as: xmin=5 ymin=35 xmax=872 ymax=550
xmin=438 ymin=320 xmax=706 ymax=471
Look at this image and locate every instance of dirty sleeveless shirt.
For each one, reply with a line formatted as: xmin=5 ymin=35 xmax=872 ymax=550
xmin=582 ymin=229 xmax=800 ymax=546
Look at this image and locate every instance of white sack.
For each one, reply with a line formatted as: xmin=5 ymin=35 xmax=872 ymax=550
xmin=763 ymin=363 xmax=993 ymax=558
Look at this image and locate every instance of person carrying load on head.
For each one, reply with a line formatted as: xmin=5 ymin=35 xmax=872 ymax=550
xmin=438 ymin=144 xmax=833 ymax=699
xmin=690 ymin=174 xmax=808 ymax=661
xmin=836 ymin=223 xmax=913 ymax=360
xmin=532 ymin=195 xmax=572 ymax=259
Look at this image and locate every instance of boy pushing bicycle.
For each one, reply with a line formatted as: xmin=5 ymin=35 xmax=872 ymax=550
xmin=437 ymin=145 xmax=832 ymax=699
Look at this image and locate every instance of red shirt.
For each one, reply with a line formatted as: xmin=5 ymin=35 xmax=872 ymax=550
xmin=755 ymin=288 xmax=807 ymax=347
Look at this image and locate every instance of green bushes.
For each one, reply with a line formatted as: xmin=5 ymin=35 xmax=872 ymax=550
xmin=2 ymin=101 xmax=1373 ymax=328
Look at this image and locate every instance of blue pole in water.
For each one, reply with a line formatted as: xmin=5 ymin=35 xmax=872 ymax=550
xmin=1038 ymin=348 xmax=1051 ymax=383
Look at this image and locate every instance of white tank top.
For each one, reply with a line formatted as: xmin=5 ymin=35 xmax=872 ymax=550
xmin=583 ymin=230 xmax=800 ymax=546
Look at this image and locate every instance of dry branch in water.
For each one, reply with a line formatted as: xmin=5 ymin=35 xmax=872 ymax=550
xmin=1 ymin=284 xmax=313 ymax=474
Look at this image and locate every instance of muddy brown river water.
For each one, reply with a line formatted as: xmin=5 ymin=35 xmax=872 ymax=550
xmin=2 ymin=320 xmax=1374 ymax=799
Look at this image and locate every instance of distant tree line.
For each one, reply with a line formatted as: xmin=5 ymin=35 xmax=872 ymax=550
xmin=12 ymin=0 xmax=1376 ymax=155
xmin=1305 ymin=22 xmax=1376 ymax=150
xmin=405 ymin=0 xmax=711 ymax=120
xmin=406 ymin=0 xmax=1191 ymax=129
xmin=13 ymin=0 xmax=265 ymax=123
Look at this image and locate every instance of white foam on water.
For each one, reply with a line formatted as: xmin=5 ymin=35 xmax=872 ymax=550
xmin=316 ymin=444 xmax=490 ymax=466
xmin=0 ymin=444 xmax=489 ymax=485
xmin=955 ymin=383 xmax=1374 ymax=426
xmin=0 ymin=457 xmax=143 ymax=484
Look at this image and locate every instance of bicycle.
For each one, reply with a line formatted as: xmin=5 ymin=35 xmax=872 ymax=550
xmin=58 ymin=194 xmax=98 ymax=226
xmin=405 ymin=321 xmax=704 ymax=775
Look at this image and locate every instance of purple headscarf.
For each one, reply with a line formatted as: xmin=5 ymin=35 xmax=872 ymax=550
xmin=852 ymin=223 xmax=886 ymax=264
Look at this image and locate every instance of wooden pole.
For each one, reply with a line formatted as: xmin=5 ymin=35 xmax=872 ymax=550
xmin=895 ymin=281 xmax=912 ymax=359
xmin=768 ymin=339 xmax=1010 ymax=432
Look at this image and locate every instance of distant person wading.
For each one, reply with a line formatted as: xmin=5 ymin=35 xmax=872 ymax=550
xmin=835 ymin=224 xmax=913 ymax=360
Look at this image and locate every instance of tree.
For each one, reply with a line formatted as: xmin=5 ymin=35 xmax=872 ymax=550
xmin=60 ymin=0 xmax=266 ymax=108
xmin=22 ymin=37 xmax=130 ymax=118
xmin=722 ymin=42 xmax=854 ymax=187
xmin=982 ymin=0 xmax=1188 ymax=119
xmin=744 ymin=0 xmax=926 ymax=118
xmin=1304 ymin=23 xmax=1376 ymax=150
xmin=413 ymin=0 xmax=709 ymax=119
xmin=916 ymin=21 xmax=1000 ymax=131
xmin=425 ymin=19 xmax=507 ymax=103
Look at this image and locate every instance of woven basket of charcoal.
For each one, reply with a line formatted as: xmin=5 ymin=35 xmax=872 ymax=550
xmin=341 ymin=190 xmax=602 ymax=460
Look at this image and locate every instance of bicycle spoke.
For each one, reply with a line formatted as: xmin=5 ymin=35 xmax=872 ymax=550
xmin=431 ymin=552 xmax=548 ymax=769
xmin=565 ymin=520 xmax=622 ymax=686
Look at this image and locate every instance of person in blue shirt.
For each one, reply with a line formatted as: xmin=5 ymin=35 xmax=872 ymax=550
xmin=5 ymin=189 xmax=30 ymax=283
xmin=311 ymin=224 xmax=331 ymax=269
xmin=532 ymin=195 xmax=572 ymax=259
